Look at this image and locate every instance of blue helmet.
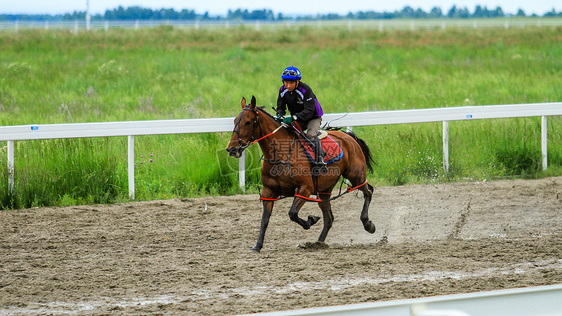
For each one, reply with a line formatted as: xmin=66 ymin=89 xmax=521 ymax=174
xmin=281 ymin=66 xmax=301 ymax=80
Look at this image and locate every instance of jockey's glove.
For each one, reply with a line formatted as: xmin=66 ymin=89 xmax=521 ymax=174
xmin=275 ymin=115 xmax=283 ymax=122
xmin=282 ymin=116 xmax=294 ymax=124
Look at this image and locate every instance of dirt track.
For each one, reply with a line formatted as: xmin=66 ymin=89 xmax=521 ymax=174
xmin=1 ymin=177 xmax=561 ymax=315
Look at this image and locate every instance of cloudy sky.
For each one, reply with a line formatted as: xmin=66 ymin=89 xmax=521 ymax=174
xmin=3 ymin=0 xmax=560 ymax=16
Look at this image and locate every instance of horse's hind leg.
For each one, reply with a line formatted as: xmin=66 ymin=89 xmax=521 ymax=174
xmin=359 ymin=183 xmax=376 ymax=234
xmin=317 ymin=195 xmax=334 ymax=242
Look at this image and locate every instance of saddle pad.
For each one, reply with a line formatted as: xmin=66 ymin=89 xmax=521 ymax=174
xmin=298 ymin=134 xmax=344 ymax=164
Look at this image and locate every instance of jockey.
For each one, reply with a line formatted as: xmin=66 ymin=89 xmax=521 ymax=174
xmin=275 ymin=66 xmax=326 ymax=169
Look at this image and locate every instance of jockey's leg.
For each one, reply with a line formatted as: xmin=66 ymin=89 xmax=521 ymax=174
xmin=306 ymin=118 xmax=326 ymax=168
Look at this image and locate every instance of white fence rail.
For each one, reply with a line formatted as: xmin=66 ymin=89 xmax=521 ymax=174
xmin=1 ymin=18 xmax=562 ymax=33
xmin=2 ymin=102 xmax=562 ymax=199
xmin=237 ymin=283 xmax=562 ymax=316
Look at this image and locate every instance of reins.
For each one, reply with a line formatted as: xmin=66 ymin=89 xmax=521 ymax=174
xmin=251 ymin=125 xmax=284 ymax=144
xmin=232 ymin=106 xmax=284 ymax=151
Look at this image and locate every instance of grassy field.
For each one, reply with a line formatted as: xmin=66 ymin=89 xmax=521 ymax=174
xmin=1 ymin=25 xmax=561 ymax=209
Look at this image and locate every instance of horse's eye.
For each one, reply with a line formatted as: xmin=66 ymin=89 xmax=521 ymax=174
xmin=244 ymin=121 xmax=251 ymax=126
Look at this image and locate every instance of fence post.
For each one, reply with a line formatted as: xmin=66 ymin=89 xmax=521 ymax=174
xmin=239 ymin=150 xmax=246 ymax=189
xmin=15 ymin=20 xmax=19 ymax=33
xmin=7 ymin=140 xmax=15 ymax=196
xmin=443 ymin=121 xmax=449 ymax=173
xmin=542 ymin=116 xmax=548 ymax=170
xmin=128 ymin=136 xmax=135 ymax=199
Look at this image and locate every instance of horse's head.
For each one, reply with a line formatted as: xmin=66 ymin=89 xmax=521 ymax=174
xmin=226 ymin=96 xmax=260 ymax=158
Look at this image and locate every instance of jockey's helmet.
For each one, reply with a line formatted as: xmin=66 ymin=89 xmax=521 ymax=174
xmin=281 ymin=66 xmax=301 ymax=80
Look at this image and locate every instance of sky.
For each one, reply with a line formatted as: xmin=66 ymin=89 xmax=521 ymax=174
xmin=2 ymin=0 xmax=560 ymax=16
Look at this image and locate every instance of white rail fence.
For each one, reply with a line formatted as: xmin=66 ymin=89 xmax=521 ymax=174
xmin=237 ymin=283 xmax=562 ymax=316
xmin=1 ymin=18 xmax=562 ymax=33
xmin=2 ymin=102 xmax=561 ymax=199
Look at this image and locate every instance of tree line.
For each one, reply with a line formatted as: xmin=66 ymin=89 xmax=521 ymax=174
xmin=1 ymin=5 xmax=561 ymax=21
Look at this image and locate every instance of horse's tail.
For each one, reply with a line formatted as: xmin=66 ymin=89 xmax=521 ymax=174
xmin=345 ymin=131 xmax=375 ymax=174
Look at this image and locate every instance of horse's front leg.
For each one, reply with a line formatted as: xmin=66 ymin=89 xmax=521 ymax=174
xmin=251 ymin=200 xmax=275 ymax=253
xmin=317 ymin=194 xmax=334 ymax=242
xmin=288 ymin=195 xmax=320 ymax=230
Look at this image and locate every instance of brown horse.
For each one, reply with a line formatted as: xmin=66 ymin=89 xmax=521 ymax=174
xmin=226 ymin=96 xmax=376 ymax=252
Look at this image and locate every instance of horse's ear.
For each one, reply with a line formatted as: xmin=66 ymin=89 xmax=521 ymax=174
xmin=250 ymin=96 xmax=257 ymax=109
xmin=241 ymin=97 xmax=246 ymax=109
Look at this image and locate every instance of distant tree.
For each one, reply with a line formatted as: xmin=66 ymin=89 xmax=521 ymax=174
xmin=413 ymin=8 xmax=427 ymax=18
xmin=63 ymin=11 xmax=85 ymax=20
xmin=400 ymin=6 xmax=415 ymax=18
xmin=447 ymin=5 xmax=470 ymax=18
xmin=473 ymin=5 xmax=483 ymax=17
xmin=543 ymin=9 xmax=557 ymax=17
xmin=321 ymin=13 xmax=342 ymax=20
xmin=491 ymin=6 xmax=505 ymax=17
xmin=227 ymin=8 xmax=273 ymax=20
xmin=429 ymin=7 xmax=443 ymax=18
xmin=355 ymin=11 xmax=368 ymax=19
xmin=459 ymin=7 xmax=470 ymax=18
xmin=179 ymin=9 xmax=196 ymax=20
xmin=516 ymin=9 xmax=526 ymax=17
xmin=367 ymin=11 xmax=384 ymax=19
xmin=447 ymin=5 xmax=457 ymax=18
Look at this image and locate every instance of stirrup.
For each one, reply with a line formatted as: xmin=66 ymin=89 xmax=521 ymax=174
xmin=316 ymin=157 xmax=326 ymax=166
xmin=314 ymin=158 xmax=328 ymax=175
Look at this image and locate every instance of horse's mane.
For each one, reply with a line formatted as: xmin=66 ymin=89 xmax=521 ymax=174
xmin=257 ymin=106 xmax=279 ymax=122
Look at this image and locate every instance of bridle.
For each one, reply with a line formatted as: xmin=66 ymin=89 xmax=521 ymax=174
xmin=232 ymin=106 xmax=261 ymax=151
xmin=232 ymin=106 xmax=285 ymax=152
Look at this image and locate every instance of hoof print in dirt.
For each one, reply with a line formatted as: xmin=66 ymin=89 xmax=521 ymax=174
xmin=297 ymin=241 xmax=329 ymax=250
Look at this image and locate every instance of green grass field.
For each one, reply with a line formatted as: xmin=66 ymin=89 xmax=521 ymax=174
xmin=1 ymin=25 xmax=561 ymax=209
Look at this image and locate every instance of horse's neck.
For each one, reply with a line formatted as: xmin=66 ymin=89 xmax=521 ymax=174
xmin=256 ymin=115 xmax=293 ymax=160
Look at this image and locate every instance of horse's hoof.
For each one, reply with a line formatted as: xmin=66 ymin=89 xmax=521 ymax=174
xmin=250 ymin=246 xmax=261 ymax=253
xmin=364 ymin=221 xmax=376 ymax=234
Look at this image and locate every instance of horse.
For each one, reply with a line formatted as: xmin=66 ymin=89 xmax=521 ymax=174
xmin=226 ymin=96 xmax=376 ymax=252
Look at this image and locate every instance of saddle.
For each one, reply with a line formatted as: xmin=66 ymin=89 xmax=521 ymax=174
xmin=289 ymin=126 xmax=344 ymax=164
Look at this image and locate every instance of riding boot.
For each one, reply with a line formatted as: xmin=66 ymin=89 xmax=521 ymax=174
xmin=313 ymin=137 xmax=328 ymax=174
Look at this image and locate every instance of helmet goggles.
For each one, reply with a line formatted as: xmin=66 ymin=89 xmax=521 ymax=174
xmin=282 ymin=69 xmax=299 ymax=77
